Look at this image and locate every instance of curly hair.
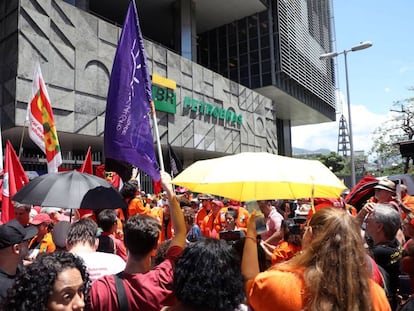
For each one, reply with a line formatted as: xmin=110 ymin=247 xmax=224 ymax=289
xmin=279 ymin=208 xmax=373 ymax=311
xmin=2 ymin=252 xmax=91 ymax=311
xmin=173 ymin=238 xmax=245 ymax=311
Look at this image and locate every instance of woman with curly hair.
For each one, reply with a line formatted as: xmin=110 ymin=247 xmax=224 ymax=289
xmin=162 ymin=238 xmax=245 ymax=311
xmin=2 ymin=251 xmax=90 ymax=311
xmin=243 ymin=208 xmax=391 ymax=311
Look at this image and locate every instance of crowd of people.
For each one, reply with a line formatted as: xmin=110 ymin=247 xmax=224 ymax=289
xmin=0 ymin=172 xmax=414 ymax=310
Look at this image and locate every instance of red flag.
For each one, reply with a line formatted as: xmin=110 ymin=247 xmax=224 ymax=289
xmin=153 ymin=180 xmax=162 ymax=195
xmin=80 ymin=146 xmax=93 ymax=174
xmin=28 ymin=63 xmax=62 ymax=173
xmin=1 ymin=141 xmax=29 ymax=223
xmin=96 ymin=164 xmax=122 ymax=189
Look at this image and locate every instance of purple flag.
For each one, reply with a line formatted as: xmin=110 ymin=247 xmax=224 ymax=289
xmin=104 ymin=1 xmax=160 ymax=181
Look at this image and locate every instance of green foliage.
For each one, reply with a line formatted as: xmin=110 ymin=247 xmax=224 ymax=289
xmin=370 ymin=91 xmax=414 ymax=172
xmin=317 ymin=152 xmax=345 ymax=173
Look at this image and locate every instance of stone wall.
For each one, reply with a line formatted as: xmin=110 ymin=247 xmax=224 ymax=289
xmin=11 ymin=0 xmax=277 ymax=156
xmin=0 ymin=0 xmax=19 ymax=129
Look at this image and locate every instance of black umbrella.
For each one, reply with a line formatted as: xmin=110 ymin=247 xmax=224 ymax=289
xmin=12 ymin=171 xmax=125 ymax=210
xmin=80 ymin=186 xmax=126 ymax=210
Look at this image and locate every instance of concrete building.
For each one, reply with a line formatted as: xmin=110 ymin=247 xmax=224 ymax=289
xmin=0 ymin=0 xmax=336 ymax=179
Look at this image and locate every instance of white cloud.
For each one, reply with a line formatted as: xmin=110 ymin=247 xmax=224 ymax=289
xmin=291 ymin=105 xmax=388 ymax=153
xmin=399 ymin=64 xmax=414 ymax=74
xmin=384 ymin=87 xmax=391 ymax=93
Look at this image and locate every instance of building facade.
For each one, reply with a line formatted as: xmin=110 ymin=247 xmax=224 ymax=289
xmin=0 ymin=0 xmax=336 ymax=175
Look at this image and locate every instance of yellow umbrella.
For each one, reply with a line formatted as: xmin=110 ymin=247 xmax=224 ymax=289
xmin=172 ymin=152 xmax=347 ymax=201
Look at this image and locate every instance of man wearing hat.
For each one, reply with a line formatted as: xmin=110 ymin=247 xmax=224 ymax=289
xmin=0 ymin=219 xmax=37 ymax=302
xmin=357 ymin=179 xmax=400 ymax=225
xmin=195 ymin=194 xmax=214 ymax=229
xmin=373 ymin=179 xmax=399 ymax=208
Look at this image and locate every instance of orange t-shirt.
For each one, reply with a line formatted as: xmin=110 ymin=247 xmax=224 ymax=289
xmin=150 ymin=207 xmax=173 ymax=243
xmin=201 ymin=211 xmax=219 ymax=238
xmin=271 ymin=241 xmax=301 ymax=265
xmin=214 ymin=207 xmax=250 ymax=232
xmin=246 ymin=267 xmax=390 ymax=311
xmin=402 ymin=194 xmax=414 ymax=212
xmin=28 ymin=232 xmax=56 ymax=254
xmin=128 ymin=197 xmax=151 ymax=217
xmin=196 ymin=207 xmax=209 ymax=229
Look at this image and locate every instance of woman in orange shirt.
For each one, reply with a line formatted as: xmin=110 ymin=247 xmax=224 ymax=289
xmin=242 ymin=208 xmax=391 ymax=311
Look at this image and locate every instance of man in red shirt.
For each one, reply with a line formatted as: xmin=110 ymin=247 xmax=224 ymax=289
xmin=89 ymin=171 xmax=186 ymax=311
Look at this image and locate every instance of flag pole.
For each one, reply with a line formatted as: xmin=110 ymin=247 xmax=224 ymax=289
xmin=18 ymin=121 xmax=27 ymax=159
xmin=150 ymin=101 xmax=165 ymax=172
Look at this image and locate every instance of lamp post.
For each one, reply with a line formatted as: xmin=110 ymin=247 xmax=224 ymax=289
xmin=320 ymin=41 xmax=372 ymax=188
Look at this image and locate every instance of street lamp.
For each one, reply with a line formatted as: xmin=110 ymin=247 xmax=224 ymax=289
xmin=320 ymin=41 xmax=373 ymax=188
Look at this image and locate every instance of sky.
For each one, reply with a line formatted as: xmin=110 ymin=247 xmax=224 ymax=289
xmin=291 ymin=0 xmax=414 ymax=154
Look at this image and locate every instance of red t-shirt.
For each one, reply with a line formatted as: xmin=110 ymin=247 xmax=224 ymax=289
xmin=89 ymin=245 xmax=183 ymax=311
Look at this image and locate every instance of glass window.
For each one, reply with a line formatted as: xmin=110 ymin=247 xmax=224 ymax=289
xmin=251 ymin=75 xmax=260 ymax=88
xmin=262 ymin=73 xmax=272 ymax=86
xmin=240 ymin=66 xmax=249 ymax=78
xmin=249 ymin=38 xmax=258 ymax=51
xmin=251 ymin=64 xmax=260 ymax=75
xmin=262 ymin=60 xmax=271 ymax=73
xmin=239 ymin=53 xmax=248 ymax=64
xmin=240 ymin=77 xmax=250 ymax=87
xmin=229 ymin=45 xmax=237 ymax=57
xmin=261 ymin=48 xmax=270 ymax=61
xmin=230 ymin=68 xmax=238 ymax=80
xmin=250 ymin=51 xmax=259 ymax=63
xmin=260 ymin=35 xmax=270 ymax=48
xmin=238 ymin=20 xmax=247 ymax=41
xmin=259 ymin=11 xmax=269 ymax=35
xmin=239 ymin=41 xmax=247 ymax=54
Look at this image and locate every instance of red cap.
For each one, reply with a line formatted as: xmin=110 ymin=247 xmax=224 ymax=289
xmin=229 ymin=199 xmax=240 ymax=206
xmin=212 ymin=200 xmax=224 ymax=208
xmin=31 ymin=213 xmax=52 ymax=225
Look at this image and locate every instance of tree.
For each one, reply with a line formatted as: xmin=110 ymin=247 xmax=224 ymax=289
xmin=318 ymin=152 xmax=345 ymax=173
xmin=370 ymin=90 xmax=414 ymax=173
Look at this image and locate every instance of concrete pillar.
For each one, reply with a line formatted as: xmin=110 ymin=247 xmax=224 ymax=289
xmin=174 ymin=0 xmax=196 ymax=61
xmin=277 ymin=118 xmax=292 ymax=156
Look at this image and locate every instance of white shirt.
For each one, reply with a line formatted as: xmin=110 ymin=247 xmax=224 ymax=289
xmin=261 ymin=206 xmax=283 ymax=244
xmin=75 ymin=252 xmax=126 ymax=282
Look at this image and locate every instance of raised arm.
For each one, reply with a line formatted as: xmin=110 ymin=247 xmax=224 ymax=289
xmin=242 ymin=211 xmax=260 ymax=280
xmin=160 ymin=171 xmax=186 ymax=249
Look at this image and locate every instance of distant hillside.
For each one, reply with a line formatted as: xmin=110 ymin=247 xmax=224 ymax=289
xmin=292 ymin=147 xmax=331 ymax=155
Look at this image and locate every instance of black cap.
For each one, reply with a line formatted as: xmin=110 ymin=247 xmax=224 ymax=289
xmin=0 ymin=219 xmax=38 ymax=249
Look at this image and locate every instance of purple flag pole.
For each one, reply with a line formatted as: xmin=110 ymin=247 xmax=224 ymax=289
xmin=104 ymin=0 xmax=162 ymax=181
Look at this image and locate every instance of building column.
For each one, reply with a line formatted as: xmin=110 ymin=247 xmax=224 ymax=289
xmin=277 ymin=118 xmax=292 ymax=156
xmin=174 ymin=0 xmax=196 ymax=61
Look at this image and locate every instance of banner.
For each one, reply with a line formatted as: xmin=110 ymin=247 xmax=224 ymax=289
xmin=104 ymin=1 xmax=160 ymax=181
xmin=1 ymin=141 xmax=29 ymax=223
xmin=168 ymin=144 xmax=183 ymax=177
xmin=28 ymin=63 xmax=62 ymax=173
